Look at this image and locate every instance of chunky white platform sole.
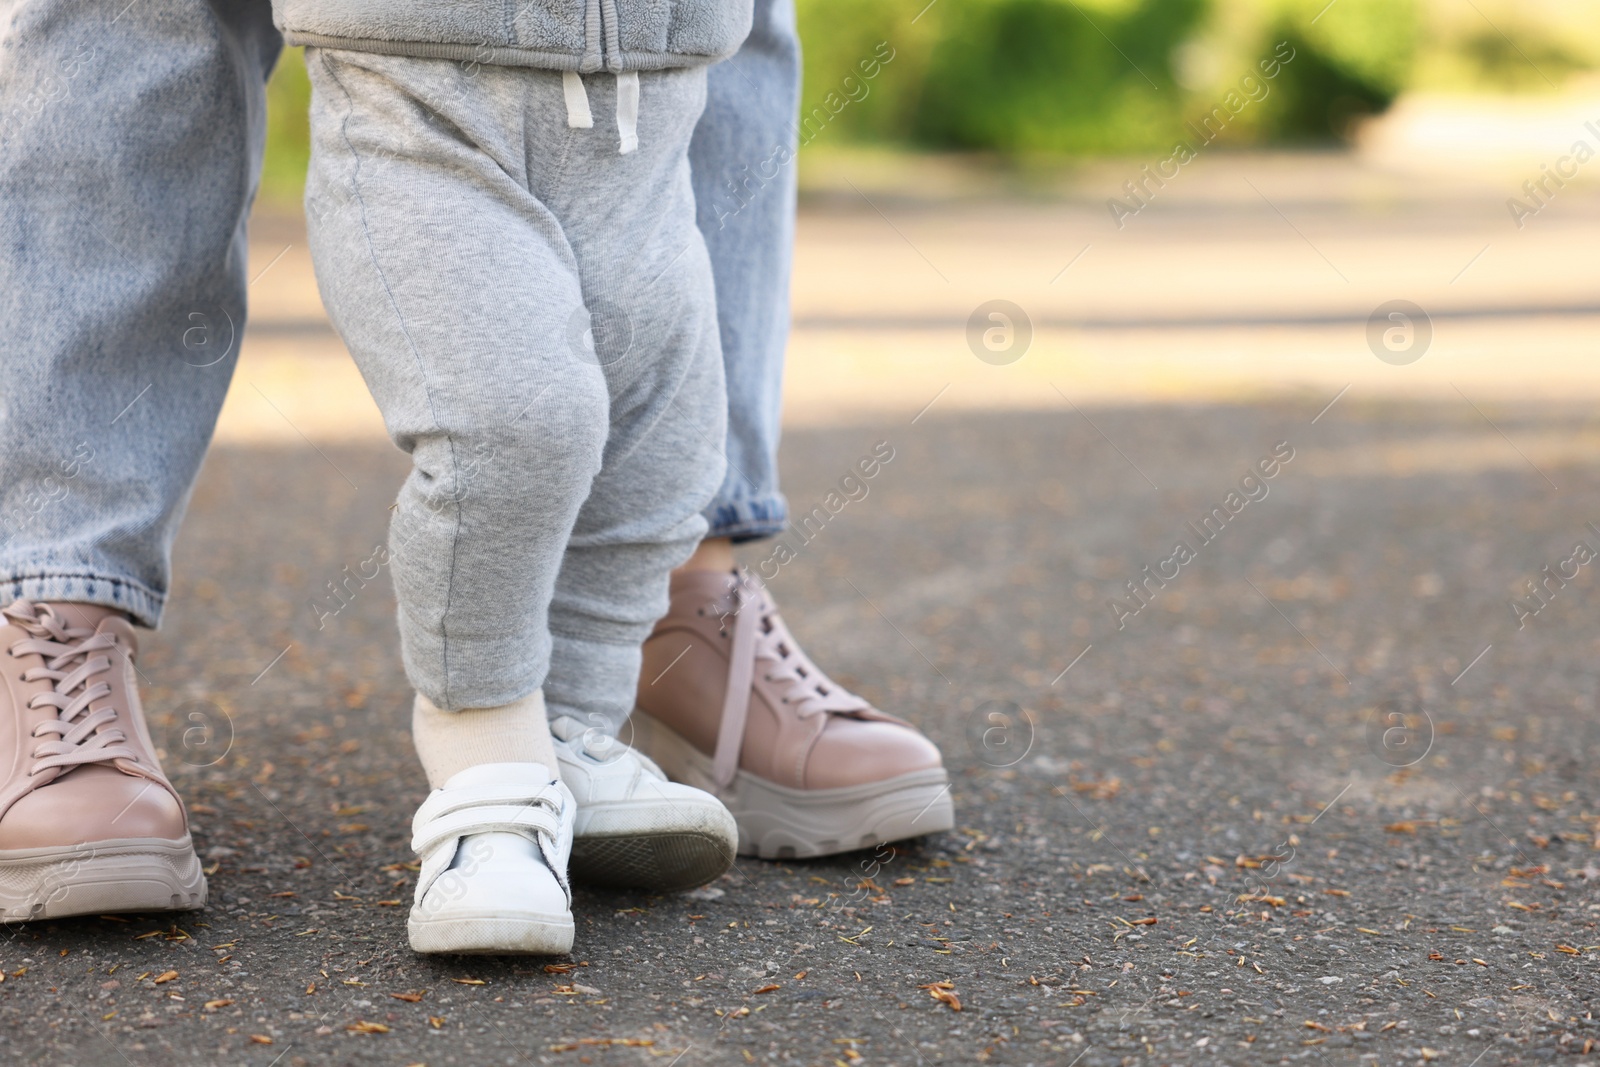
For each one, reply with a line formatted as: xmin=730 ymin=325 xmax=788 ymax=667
xmin=0 ymin=837 xmax=207 ymax=922
xmin=630 ymin=710 xmax=955 ymax=859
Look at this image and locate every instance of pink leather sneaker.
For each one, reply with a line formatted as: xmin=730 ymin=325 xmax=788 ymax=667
xmin=631 ymin=570 xmax=954 ymax=859
xmin=0 ymin=600 xmax=205 ymax=920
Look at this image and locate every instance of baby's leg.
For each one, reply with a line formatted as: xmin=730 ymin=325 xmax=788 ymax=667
xmin=303 ymin=50 xmax=609 ymax=953
xmin=305 ymin=50 xmax=609 ymax=719
xmin=536 ymin=69 xmax=729 ymax=735
xmin=304 ymin=52 xmax=735 ymax=945
xmin=524 ymin=70 xmax=736 ymax=890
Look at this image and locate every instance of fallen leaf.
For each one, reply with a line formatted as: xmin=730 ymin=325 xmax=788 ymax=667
xmin=347 ymin=1020 xmax=390 ymax=1034
xmin=1068 ymin=775 xmax=1121 ymax=800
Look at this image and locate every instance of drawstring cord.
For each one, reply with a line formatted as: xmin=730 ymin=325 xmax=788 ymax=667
xmin=561 ymin=71 xmax=640 ymax=156
xmin=561 ymin=71 xmax=593 ymax=129
xmin=614 ymin=71 xmax=638 ymax=155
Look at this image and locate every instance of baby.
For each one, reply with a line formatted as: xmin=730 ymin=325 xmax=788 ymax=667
xmin=274 ymin=0 xmax=753 ymax=953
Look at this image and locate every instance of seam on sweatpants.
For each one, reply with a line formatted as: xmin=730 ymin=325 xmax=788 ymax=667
xmin=321 ymin=50 xmax=466 ymax=708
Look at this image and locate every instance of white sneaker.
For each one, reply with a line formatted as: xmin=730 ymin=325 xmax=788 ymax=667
xmin=551 ymin=716 xmax=737 ymax=892
xmin=407 ymin=762 xmax=575 ymax=955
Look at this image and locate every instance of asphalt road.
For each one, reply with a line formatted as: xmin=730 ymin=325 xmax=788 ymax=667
xmin=3 ymin=393 xmax=1598 ymax=1066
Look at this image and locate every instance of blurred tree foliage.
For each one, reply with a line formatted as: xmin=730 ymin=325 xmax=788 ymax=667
xmin=798 ymin=0 xmax=1422 ymax=152
xmin=253 ymin=0 xmax=1596 ymax=200
xmin=261 ymin=47 xmax=311 ymax=207
xmin=1253 ymin=0 xmax=1421 ymax=141
xmin=913 ymin=0 xmax=1208 ymax=153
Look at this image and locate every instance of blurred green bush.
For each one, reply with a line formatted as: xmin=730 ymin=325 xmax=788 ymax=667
xmin=912 ymin=0 xmax=1206 ymax=153
xmin=261 ymin=46 xmax=311 ymax=207
xmin=254 ymin=0 xmax=1598 ymax=201
xmin=798 ymin=0 xmax=1422 ymax=153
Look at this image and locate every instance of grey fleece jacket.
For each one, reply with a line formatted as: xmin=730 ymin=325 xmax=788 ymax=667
xmin=273 ymin=0 xmax=753 ymax=73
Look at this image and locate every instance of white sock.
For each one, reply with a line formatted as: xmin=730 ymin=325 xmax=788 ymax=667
xmin=411 ymin=689 xmax=560 ymax=790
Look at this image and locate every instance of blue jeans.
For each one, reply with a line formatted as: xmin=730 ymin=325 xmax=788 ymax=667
xmin=0 ymin=0 xmax=796 ymax=627
xmin=690 ymin=0 xmax=797 ymax=543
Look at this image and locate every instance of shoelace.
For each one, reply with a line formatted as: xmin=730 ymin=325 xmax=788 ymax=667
xmin=711 ymin=575 xmax=870 ymax=788
xmin=3 ymin=600 xmax=138 ymax=776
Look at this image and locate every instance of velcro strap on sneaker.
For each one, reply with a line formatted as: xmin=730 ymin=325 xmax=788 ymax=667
xmin=411 ymin=802 xmax=561 ymax=858
xmin=411 ymin=781 xmax=561 ymax=835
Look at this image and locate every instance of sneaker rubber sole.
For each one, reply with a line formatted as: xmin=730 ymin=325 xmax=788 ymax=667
xmin=629 ymin=709 xmax=956 ymax=859
xmin=0 ymin=837 xmax=207 ymax=922
xmin=569 ymin=799 xmax=737 ymax=892
xmin=408 ymin=908 xmax=575 ymax=955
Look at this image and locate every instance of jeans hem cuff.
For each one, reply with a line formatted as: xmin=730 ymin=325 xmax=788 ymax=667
xmin=0 ymin=572 xmax=166 ymax=629
xmin=705 ymin=498 xmax=788 ymax=543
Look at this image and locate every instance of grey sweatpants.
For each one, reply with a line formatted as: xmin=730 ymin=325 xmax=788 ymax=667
xmin=304 ymin=49 xmax=727 ymax=724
